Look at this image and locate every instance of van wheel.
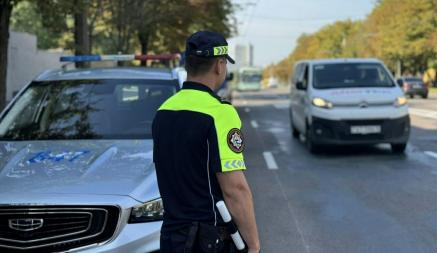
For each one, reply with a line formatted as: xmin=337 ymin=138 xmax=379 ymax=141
xmin=306 ymin=125 xmax=320 ymax=154
xmin=289 ymin=110 xmax=299 ymax=138
xmin=391 ymin=143 xmax=407 ymax=154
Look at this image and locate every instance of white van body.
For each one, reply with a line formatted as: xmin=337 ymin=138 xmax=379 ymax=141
xmin=289 ymin=59 xmax=410 ymax=153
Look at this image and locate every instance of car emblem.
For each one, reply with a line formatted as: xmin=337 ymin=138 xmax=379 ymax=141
xmin=359 ymin=101 xmax=368 ymax=108
xmin=8 ymin=218 xmax=44 ymax=231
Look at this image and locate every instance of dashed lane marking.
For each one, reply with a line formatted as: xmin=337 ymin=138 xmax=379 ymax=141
xmin=274 ymin=104 xmax=289 ymax=110
xmin=425 ymin=151 xmax=437 ymax=160
xmin=250 ymin=120 xmax=259 ymax=128
xmin=409 ymin=108 xmax=437 ymax=120
xmin=263 ymin=151 xmax=278 ymax=170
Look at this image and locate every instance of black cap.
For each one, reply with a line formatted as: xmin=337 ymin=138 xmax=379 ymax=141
xmin=185 ymin=31 xmax=235 ymax=64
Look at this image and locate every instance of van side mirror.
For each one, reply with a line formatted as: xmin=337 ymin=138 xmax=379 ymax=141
xmin=226 ymin=72 xmax=234 ymax=81
xmin=296 ymin=80 xmax=306 ymax=90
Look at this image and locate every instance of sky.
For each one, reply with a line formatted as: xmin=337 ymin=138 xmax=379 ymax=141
xmin=229 ymin=0 xmax=378 ymax=67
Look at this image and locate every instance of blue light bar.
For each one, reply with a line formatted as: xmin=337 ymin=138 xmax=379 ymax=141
xmin=60 ymin=55 xmax=102 ymax=62
xmin=60 ymin=54 xmax=180 ymax=63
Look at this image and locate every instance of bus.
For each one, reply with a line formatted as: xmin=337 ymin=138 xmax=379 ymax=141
xmin=235 ymin=67 xmax=263 ymax=91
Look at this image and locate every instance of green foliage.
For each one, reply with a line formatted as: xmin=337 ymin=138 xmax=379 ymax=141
xmin=268 ymin=0 xmax=437 ymax=82
xmin=10 ymin=1 xmax=65 ymax=49
xmin=10 ymin=0 xmax=236 ymax=55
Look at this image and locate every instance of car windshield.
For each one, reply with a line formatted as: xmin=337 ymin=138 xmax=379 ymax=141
xmin=313 ymin=63 xmax=395 ymax=89
xmin=0 ymin=79 xmax=177 ymax=140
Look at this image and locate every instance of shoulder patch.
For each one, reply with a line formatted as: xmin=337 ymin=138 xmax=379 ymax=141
xmin=227 ymin=128 xmax=244 ymax=153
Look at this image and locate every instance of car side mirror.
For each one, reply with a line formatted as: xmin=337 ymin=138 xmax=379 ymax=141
xmin=296 ymin=80 xmax=306 ymax=90
xmin=396 ymin=80 xmax=403 ymax=87
xmin=226 ymin=72 xmax=234 ymax=81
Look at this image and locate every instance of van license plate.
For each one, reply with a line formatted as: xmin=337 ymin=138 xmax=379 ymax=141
xmin=350 ymin=125 xmax=381 ymax=134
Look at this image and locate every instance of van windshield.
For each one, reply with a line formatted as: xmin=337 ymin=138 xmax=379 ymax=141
xmin=313 ymin=63 xmax=395 ymax=89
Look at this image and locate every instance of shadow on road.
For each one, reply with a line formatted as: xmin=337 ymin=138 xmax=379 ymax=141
xmin=311 ymin=144 xmax=404 ymax=158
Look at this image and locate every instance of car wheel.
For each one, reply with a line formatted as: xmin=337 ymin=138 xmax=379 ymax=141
xmin=289 ymin=110 xmax=299 ymax=139
xmin=422 ymin=93 xmax=428 ymax=99
xmin=306 ymin=124 xmax=320 ymax=154
xmin=391 ymin=143 xmax=407 ymax=154
xmin=409 ymin=94 xmax=414 ymax=99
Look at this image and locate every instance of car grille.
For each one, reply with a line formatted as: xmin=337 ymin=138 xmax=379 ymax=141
xmin=333 ymin=101 xmax=394 ymax=108
xmin=0 ymin=206 xmax=120 ymax=252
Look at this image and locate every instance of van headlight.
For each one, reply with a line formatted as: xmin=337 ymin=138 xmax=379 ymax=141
xmin=394 ymin=96 xmax=407 ymax=107
xmin=312 ymin=97 xmax=333 ymax=109
xmin=129 ymin=198 xmax=164 ymax=223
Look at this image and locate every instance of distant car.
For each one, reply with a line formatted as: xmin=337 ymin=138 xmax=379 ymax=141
xmin=0 ymin=55 xmax=181 ymax=252
xmin=397 ymin=76 xmax=428 ymax=99
xmin=267 ymin=76 xmax=279 ymax=88
xmin=217 ymin=80 xmax=233 ymax=102
xmin=289 ymin=58 xmax=410 ymax=154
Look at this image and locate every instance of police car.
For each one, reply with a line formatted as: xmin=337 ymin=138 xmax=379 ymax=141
xmin=0 ymin=54 xmax=181 ymax=252
xmin=289 ymin=58 xmax=410 ymax=153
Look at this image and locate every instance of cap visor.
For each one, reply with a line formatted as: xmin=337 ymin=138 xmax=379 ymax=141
xmin=226 ymin=55 xmax=235 ymax=64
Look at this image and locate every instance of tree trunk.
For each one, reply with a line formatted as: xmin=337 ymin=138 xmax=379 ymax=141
xmin=74 ymin=0 xmax=90 ymax=68
xmin=138 ymin=32 xmax=150 ymax=66
xmin=0 ymin=0 xmax=13 ymax=111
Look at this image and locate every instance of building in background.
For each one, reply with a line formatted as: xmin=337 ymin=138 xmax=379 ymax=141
xmin=228 ymin=43 xmax=253 ymax=72
xmin=6 ymin=31 xmax=64 ymax=102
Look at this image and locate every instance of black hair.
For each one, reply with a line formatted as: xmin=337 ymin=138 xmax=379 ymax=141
xmin=185 ymin=55 xmax=224 ymax=77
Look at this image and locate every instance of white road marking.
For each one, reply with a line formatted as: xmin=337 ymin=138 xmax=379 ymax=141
xmin=250 ymin=120 xmax=259 ymax=128
xmin=273 ymin=173 xmax=310 ymax=253
xmin=409 ymin=108 xmax=437 ymax=120
xmin=263 ymin=151 xmax=278 ymax=170
xmin=243 ymin=100 xmax=248 ymax=105
xmin=425 ymin=151 xmax=437 ymax=160
xmin=244 ymin=108 xmax=250 ymax=113
xmin=274 ymin=104 xmax=289 ymax=109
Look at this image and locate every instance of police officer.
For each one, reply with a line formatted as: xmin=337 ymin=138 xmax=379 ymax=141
xmin=152 ymin=31 xmax=260 ymax=253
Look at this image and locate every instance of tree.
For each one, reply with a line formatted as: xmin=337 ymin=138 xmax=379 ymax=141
xmin=265 ymin=20 xmax=362 ymax=83
xmin=266 ymin=0 xmax=437 ymax=82
xmin=364 ymin=0 xmax=437 ymax=74
xmin=88 ymin=0 xmax=235 ymax=67
xmin=10 ymin=1 xmax=63 ymax=49
xmin=35 ymin=0 xmax=93 ymax=67
xmin=0 ymin=0 xmax=21 ymax=111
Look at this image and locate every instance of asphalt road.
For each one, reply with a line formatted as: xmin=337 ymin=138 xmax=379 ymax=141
xmin=234 ymin=88 xmax=437 ymax=253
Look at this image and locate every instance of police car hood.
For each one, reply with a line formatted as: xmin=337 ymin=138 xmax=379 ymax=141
xmin=315 ymin=87 xmax=403 ymax=105
xmin=0 ymin=140 xmax=159 ymax=202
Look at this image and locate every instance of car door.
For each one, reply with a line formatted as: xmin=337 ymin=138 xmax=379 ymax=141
xmin=290 ymin=63 xmax=303 ymax=130
xmin=293 ymin=63 xmax=309 ymax=132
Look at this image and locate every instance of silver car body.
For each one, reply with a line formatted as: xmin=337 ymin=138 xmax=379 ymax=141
xmin=0 ymin=67 xmax=181 ymax=252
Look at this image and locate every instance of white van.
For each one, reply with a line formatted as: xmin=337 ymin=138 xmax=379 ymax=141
xmin=289 ymin=59 xmax=410 ymax=153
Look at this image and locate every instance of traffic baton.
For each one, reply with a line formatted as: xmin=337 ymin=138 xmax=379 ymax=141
xmin=216 ymin=201 xmax=246 ymax=251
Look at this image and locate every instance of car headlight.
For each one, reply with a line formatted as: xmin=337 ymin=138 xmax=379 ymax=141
xmin=394 ymin=96 xmax=407 ymax=107
xmin=312 ymin=97 xmax=333 ymax=109
xmin=129 ymin=198 xmax=164 ymax=223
